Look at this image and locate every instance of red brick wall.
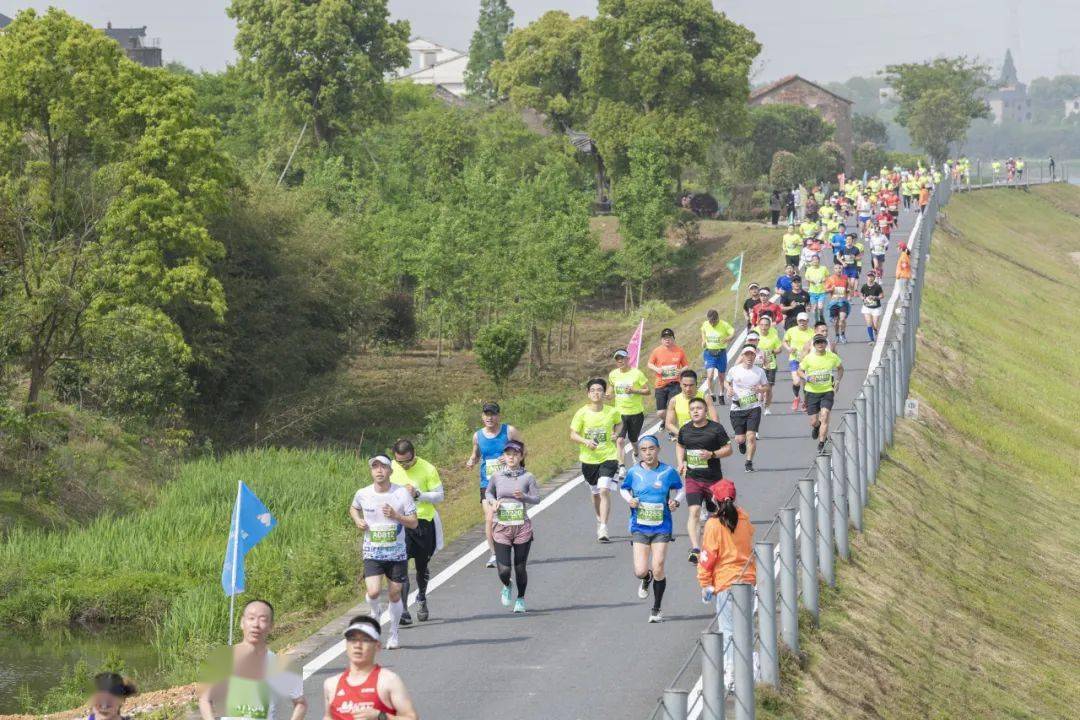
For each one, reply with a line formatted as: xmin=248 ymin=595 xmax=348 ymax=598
xmin=749 ymin=78 xmax=853 ymax=172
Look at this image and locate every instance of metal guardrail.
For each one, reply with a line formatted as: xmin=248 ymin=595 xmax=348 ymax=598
xmin=649 ymin=173 xmax=953 ymax=720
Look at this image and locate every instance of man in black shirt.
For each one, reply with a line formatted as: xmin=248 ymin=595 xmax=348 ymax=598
xmin=676 ymin=397 xmax=732 ymax=564
xmin=859 ymin=270 xmax=885 ymax=343
xmin=779 ymin=276 xmax=810 ymax=329
xmin=741 ymin=282 xmax=761 ymax=330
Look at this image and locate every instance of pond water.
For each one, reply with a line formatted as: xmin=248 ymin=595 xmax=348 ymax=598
xmin=0 ymin=628 xmax=165 ymax=714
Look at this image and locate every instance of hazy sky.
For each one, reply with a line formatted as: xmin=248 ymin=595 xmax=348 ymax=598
xmin=6 ymin=1 xmax=1079 ymax=82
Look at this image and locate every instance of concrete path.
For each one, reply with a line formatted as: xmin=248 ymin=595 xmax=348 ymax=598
xmin=297 ymin=204 xmax=921 ymax=720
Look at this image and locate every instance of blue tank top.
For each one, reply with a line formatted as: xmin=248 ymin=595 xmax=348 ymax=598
xmin=476 ymin=424 xmax=509 ymax=489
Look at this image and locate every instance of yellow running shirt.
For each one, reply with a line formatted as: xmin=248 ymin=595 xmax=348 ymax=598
xmin=571 ymin=405 xmax=622 ymax=464
xmin=608 ymin=367 xmax=648 ymax=416
xmin=800 ymin=351 xmax=843 ymax=394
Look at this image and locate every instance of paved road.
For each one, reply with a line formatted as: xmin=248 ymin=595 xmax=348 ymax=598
xmin=298 ymin=205 xmax=920 ymax=720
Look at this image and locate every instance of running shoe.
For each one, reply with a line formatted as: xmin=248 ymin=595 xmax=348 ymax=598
xmin=486 ymin=553 xmax=497 ymax=568
xmin=745 ymin=460 xmax=755 ymax=473
xmin=513 ymin=598 xmax=527 ymax=614
xmin=817 ymin=441 xmax=826 ymax=454
xmin=764 ymin=407 xmax=772 ymax=415
xmin=738 ymin=441 xmax=747 ymax=454
xmin=648 ymin=610 xmax=664 ymax=623
xmin=501 ymin=585 xmax=511 ymax=607
xmin=719 ymin=395 xmax=726 ymax=405
xmin=811 ymin=423 xmax=820 ymax=439
xmin=688 ymin=547 xmax=700 ymax=564
xmin=597 ymin=523 xmax=610 ymax=543
xmin=839 ymin=334 xmax=848 ymax=344
xmin=385 ymin=633 xmax=400 ymax=650
xmin=791 ymin=398 xmax=799 ymax=411
xmin=398 ymin=613 xmax=412 ymax=627
xmin=417 ymin=600 xmax=429 ymax=622
xmin=618 ymin=464 xmax=627 ymax=479
xmin=638 ymin=571 xmax=653 ymax=599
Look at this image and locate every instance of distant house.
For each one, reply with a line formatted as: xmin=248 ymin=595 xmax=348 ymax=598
xmin=396 ymin=37 xmax=468 ymax=98
xmin=1064 ymin=97 xmax=1080 ymax=119
xmin=985 ymin=50 xmax=1030 ymax=124
xmin=100 ymin=22 xmax=162 ymax=68
xmin=749 ymin=74 xmax=854 ymax=171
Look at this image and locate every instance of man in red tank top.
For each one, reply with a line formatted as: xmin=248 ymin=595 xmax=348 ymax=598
xmin=323 ymin=615 xmax=418 ymax=720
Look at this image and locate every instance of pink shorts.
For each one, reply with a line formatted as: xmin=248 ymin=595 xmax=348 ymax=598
xmin=492 ymin=520 xmax=534 ymax=545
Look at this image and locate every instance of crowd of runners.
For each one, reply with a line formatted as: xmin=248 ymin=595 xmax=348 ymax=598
xmin=174 ymin=166 xmax=934 ymax=720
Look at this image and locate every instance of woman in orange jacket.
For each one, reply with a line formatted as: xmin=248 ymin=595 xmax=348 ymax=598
xmin=697 ymin=479 xmax=756 ymax=691
xmin=895 ymin=242 xmax=913 ymax=296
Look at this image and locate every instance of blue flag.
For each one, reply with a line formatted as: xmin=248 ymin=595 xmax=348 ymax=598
xmin=221 ymin=482 xmax=277 ymax=597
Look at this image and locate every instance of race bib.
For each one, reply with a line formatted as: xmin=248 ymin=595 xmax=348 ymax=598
xmin=763 ymin=349 xmax=775 ymax=365
xmin=637 ymin=502 xmax=664 ymax=526
xmin=737 ymin=391 xmax=759 ymax=408
xmin=485 ymin=457 xmax=506 ymax=479
xmin=705 ymin=331 xmax=721 ymax=345
xmin=367 ymin=523 xmax=398 ymax=546
xmin=496 ymin=500 xmax=525 ymax=526
xmin=585 ymin=427 xmax=608 ymax=444
xmin=808 ymin=369 xmax=832 ymax=384
xmin=833 ymin=286 xmax=846 ymax=297
xmin=686 ymin=448 xmax=710 ymax=469
xmin=615 ymin=383 xmax=633 ymax=397
xmin=660 ymin=364 xmax=678 ymax=379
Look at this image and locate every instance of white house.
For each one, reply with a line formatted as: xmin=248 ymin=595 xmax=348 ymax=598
xmin=1064 ymin=97 xmax=1080 ymax=119
xmin=397 ymin=37 xmax=469 ymax=98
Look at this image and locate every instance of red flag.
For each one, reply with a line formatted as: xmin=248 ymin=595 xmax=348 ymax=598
xmin=626 ymin=318 xmax=645 ymax=368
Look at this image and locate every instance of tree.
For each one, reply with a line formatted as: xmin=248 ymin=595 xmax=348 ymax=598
xmin=853 ymin=113 xmax=889 ymax=146
xmin=228 ymin=0 xmax=410 ymax=145
xmin=474 ymin=319 xmax=527 ymax=390
xmin=853 ymin=141 xmax=888 ymax=178
xmin=885 ymin=58 xmax=990 ymax=162
xmin=614 ymin=134 xmax=673 ymax=309
xmin=769 ymin=150 xmax=799 ymax=189
xmin=465 ymin=0 xmax=514 ymax=100
xmin=747 ymin=104 xmax=834 ymax=176
xmin=0 ymin=9 xmax=234 ymax=412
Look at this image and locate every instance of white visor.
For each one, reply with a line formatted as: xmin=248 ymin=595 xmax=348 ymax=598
xmin=344 ymin=622 xmax=381 ymax=641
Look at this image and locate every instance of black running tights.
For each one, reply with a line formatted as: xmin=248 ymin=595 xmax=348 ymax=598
xmin=494 ymin=539 xmax=532 ymax=597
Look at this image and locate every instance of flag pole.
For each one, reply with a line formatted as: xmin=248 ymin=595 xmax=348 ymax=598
xmin=731 ymin=253 xmax=744 ymax=328
xmin=227 ymin=480 xmax=242 ymax=645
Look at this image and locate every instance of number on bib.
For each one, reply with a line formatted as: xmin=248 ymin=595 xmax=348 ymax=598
xmin=737 ymin=392 xmax=758 ymax=408
xmin=637 ymin=502 xmax=664 ymax=526
xmin=686 ymin=448 xmax=710 ymax=469
xmin=485 ymin=457 xmax=506 ymax=479
xmin=497 ymin=501 xmax=526 ymax=526
xmin=368 ymin=524 xmax=398 ymax=546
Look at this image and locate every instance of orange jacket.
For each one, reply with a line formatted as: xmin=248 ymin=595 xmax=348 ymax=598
xmin=697 ymin=508 xmax=756 ymax=591
xmin=895 ymin=253 xmax=912 ymax=280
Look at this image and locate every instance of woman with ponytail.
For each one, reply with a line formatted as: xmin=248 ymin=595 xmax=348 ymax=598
xmin=697 ymin=479 xmax=756 ymax=693
xmin=84 ymin=672 xmax=137 ymax=720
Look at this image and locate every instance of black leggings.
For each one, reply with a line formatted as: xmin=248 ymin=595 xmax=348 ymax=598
xmin=494 ymin=539 xmax=532 ymax=597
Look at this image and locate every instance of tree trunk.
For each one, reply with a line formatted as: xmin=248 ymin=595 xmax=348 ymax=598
xmin=531 ymin=325 xmax=544 ymax=371
xmin=26 ymin=353 xmax=47 ymax=415
xmin=436 ymin=313 xmax=444 ymax=368
xmin=568 ymin=304 xmax=576 ymax=351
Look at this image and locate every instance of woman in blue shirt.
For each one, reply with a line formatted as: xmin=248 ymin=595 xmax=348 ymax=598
xmin=620 ymin=434 xmax=685 ymax=623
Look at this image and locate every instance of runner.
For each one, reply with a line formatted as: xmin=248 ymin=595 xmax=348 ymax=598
xmin=867 ymin=227 xmax=889 ymax=275
xmin=607 ymin=349 xmax=650 ymax=472
xmin=783 ymin=312 xmax=815 ymax=411
xmin=86 ymin=673 xmax=137 ymax=720
xmin=725 ymin=345 xmax=769 ymax=472
xmin=390 ymin=439 xmax=444 ymax=625
xmin=700 ymin=310 xmax=735 ymax=404
xmin=859 ymin=271 xmax=885 ymax=344
xmin=698 ymin=480 xmax=757 ymax=695
xmin=620 ymin=434 xmax=684 ymax=622
xmin=665 ymin=369 xmax=719 ymax=436
xmin=749 ymin=287 xmax=783 ymax=327
xmin=754 ymin=315 xmax=782 ymax=415
xmin=803 ymin=254 xmax=829 ymax=324
xmin=779 ymin=275 xmax=810 ymax=330
xmin=569 ymin=378 xmax=624 ymax=543
xmin=466 ymin=403 xmax=524 ymax=568
xmin=324 ymin=615 xmax=419 ymax=720
xmin=741 ymin=283 xmax=762 ymax=330
xmin=798 ymin=335 xmax=844 ymax=454
xmin=485 ymin=440 xmax=539 ymax=613
xmin=895 ymin=242 xmax=913 ymax=297
xmin=774 ymin=265 xmax=797 ymax=295
xmin=197 ymin=600 xmax=306 ymax=720
xmin=825 ymin=262 xmax=851 ymax=344
xmin=675 ymin=397 xmax=732 ymax=562
xmin=839 ymin=234 xmax=862 ymax=293
xmin=646 ymin=329 xmax=689 ymax=420
xmin=782 ymin=226 xmax=802 ymax=271
xmin=350 ymin=456 xmax=418 ymax=650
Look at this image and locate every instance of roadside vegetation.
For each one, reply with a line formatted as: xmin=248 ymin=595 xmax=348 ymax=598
xmin=757 ymin=186 xmax=1080 ymax=719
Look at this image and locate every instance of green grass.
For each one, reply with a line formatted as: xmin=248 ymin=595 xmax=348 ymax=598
xmin=757 ymin=187 xmax=1080 ymax=719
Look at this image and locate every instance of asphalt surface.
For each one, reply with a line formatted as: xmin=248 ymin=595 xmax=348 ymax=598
xmin=299 ymin=204 xmax=920 ymax=720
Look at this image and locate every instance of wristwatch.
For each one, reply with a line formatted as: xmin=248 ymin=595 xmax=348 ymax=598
xmin=377 ymin=712 xmax=389 ymax=720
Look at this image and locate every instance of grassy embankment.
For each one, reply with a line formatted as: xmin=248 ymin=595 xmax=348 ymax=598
xmin=757 ymin=186 xmax=1080 ymax=719
xmin=2 ymin=217 xmax=786 ymax=712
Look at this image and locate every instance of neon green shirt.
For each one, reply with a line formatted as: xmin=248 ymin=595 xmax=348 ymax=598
xmin=608 ymin=367 xmax=648 ymax=416
xmin=800 ymin=351 xmax=843 ymax=393
xmin=785 ymin=326 xmax=815 ymax=362
xmin=571 ymin=404 xmax=622 ymax=464
xmin=756 ymin=328 xmax=782 ymax=370
xmin=391 ymin=457 xmax=442 ymax=521
xmin=804 ymin=265 xmax=828 ymax=294
xmin=701 ymin=319 xmax=734 ymax=351
xmin=782 ymin=232 xmax=802 ymax=256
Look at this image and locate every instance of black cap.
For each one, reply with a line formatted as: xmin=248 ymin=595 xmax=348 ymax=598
xmin=482 ymin=402 xmax=500 ymax=414
xmin=660 ymin=328 xmax=675 ymax=338
xmin=812 ymin=335 xmax=828 ymax=345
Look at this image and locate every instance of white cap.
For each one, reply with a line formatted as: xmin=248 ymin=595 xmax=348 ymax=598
xmin=344 ymin=620 xmax=381 ymax=641
xmin=796 ymin=312 xmax=809 ymax=320
xmin=368 ymin=454 xmax=392 ymax=468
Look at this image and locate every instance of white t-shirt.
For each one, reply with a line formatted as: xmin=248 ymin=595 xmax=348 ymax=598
xmin=351 ymin=484 xmax=416 ymax=561
xmin=728 ymin=364 xmax=768 ymax=411
xmin=869 ymin=233 xmax=889 ymax=255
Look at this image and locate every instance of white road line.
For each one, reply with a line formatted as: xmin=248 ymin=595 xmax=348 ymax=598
xmin=304 ymin=285 xmax=780 ymax=681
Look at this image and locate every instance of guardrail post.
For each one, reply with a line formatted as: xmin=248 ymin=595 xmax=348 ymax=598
xmin=798 ymin=477 xmax=819 ymax=626
xmin=855 ymin=394 xmax=871 ymax=504
xmin=843 ymin=413 xmax=863 ymax=530
xmin=754 ymin=543 xmax=778 ymax=688
xmin=701 ymin=631 xmax=725 ymax=720
xmin=779 ymin=506 xmax=799 ymax=652
xmin=732 ymin=583 xmax=756 ymax=720
xmin=883 ymin=350 xmax=895 ymax=446
xmin=877 ymin=369 xmax=888 ymax=454
xmin=815 ymin=453 xmax=834 ymax=587
xmin=869 ymin=373 xmax=882 ymax=477
xmin=661 ymin=688 xmax=688 ymax=720
xmin=893 ymin=335 xmax=906 ymax=416
xmin=832 ymin=424 xmax=850 ymax=558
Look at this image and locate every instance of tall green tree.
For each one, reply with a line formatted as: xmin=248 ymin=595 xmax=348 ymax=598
xmin=0 ymin=9 xmax=235 ymax=412
xmin=614 ymin=134 xmax=672 ymax=309
xmin=746 ymin=104 xmax=834 ymax=175
xmin=885 ymin=58 xmax=990 ymax=162
xmin=228 ymin=0 xmax=410 ymax=145
xmin=465 ymin=0 xmax=514 ymax=100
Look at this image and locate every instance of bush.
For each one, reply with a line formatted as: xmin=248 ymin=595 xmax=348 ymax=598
xmin=473 ymin=320 xmax=527 ymax=390
xmin=637 ymin=299 xmax=676 ymax=322
xmin=769 ymin=150 xmax=800 ymax=189
xmin=885 ymin=150 xmax=927 ymax=170
xmin=371 ymin=291 xmax=417 ymax=347
xmin=854 ymin=142 xmax=888 ymax=178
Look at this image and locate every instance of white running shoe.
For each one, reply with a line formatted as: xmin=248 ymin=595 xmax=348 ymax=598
xmin=648 ymin=610 xmax=664 ymax=623
xmin=486 ymin=553 xmax=497 ymax=568
xmin=501 ymin=585 xmax=511 ymax=607
xmin=385 ymin=634 xmax=400 ymax=650
xmin=597 ymin=523 xmax=610 ymax=543
xmin=638 ymin=572 xmax=652 ymax=599
xmin=764 ymin=407 xmax=772 ymax=415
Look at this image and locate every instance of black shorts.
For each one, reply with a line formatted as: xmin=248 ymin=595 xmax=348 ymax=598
xmin=785 ymin=254 xmax=800 ymax=269
xmin=619 ymin=412 xmax=646 ymax=442
xmin=363 ymin=558 xmax=408 ymax=583
xmin=805 ymin=391 xmax=835 ymax=415
xmin=654 ymin=383 xmax=680 ymax=412
xmin=765 ymin=369 xmax=777 ymax=385
xmin=730 ymin=406 xmax=762 ymax=436
xmin=582 ymin=460 xmax=620 ymax=486
xmin=405 ymin=518 xmax=437 ymax=560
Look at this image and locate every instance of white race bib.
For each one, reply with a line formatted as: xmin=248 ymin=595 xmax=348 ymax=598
xmin=496 ymin=500 xmax=525 ymax=526
xmin=367 ymin=523 xmax=398 ymax=546
xmin=485 ymin=457 xmax=506 ymax=479
xmin=686 ymin=448 xmax=710 ymax=469
xmin=637 ymin=502 xmax=664 ymax=526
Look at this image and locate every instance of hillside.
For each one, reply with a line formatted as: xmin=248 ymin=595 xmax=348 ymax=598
xmin=759 ymin=186 xmax=1080 ymax=718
